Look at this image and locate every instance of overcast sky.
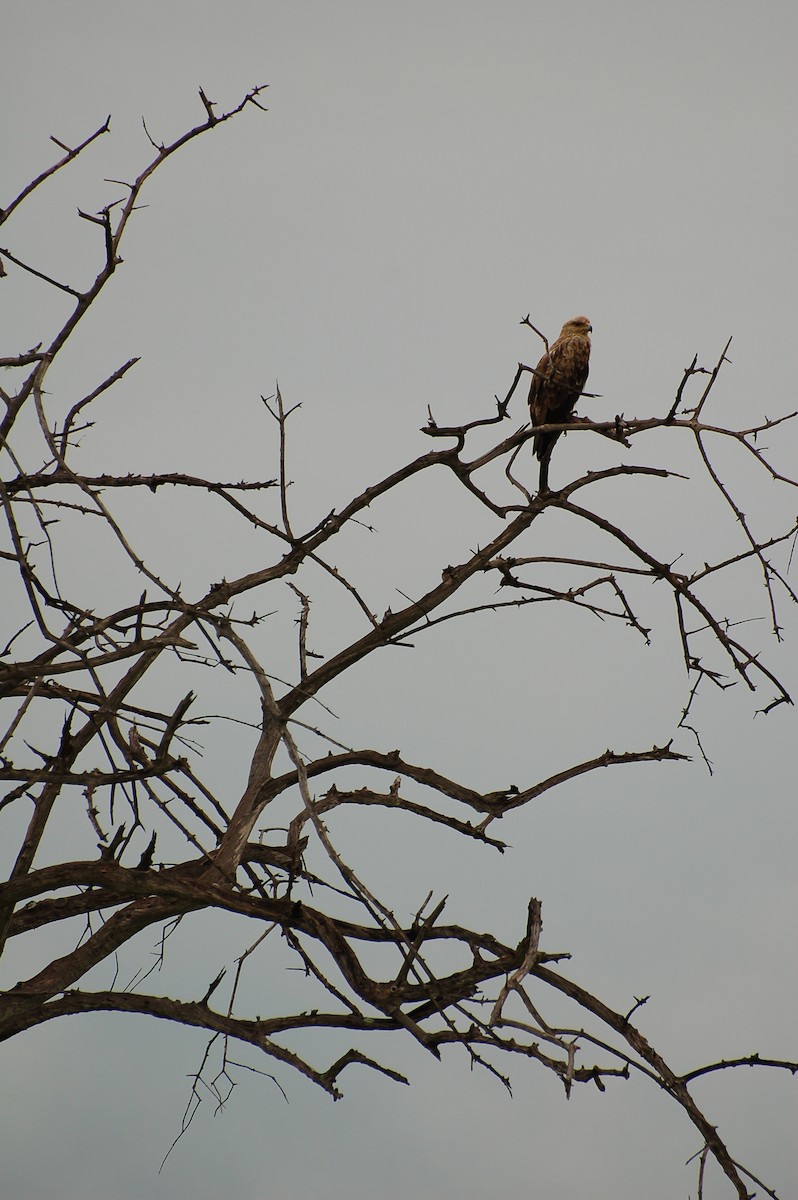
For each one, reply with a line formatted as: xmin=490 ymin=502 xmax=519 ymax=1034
xmin=2 ymin=2 xmax=797 ymax=1198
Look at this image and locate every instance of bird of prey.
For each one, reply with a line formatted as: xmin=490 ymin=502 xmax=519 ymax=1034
xmin=528 ymin=315 xmax=592 ymax=490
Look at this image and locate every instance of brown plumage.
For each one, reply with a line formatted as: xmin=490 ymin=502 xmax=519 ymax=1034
xmin=528 ymin=316 xmax=592 ymax=477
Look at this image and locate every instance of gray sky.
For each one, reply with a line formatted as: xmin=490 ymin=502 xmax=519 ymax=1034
xmin=2 ymin=1 xmax=797 ymax=1198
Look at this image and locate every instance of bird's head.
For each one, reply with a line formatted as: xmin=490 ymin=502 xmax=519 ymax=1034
xmin=561 ymin=315 xmax=592 ymax=338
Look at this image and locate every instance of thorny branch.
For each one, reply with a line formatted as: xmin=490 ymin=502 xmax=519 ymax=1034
xmin=1 ymin=90 xmax=796 ymax=1199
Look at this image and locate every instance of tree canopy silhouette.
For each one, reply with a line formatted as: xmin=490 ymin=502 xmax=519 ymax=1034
xmin=1 ymin=88 xmax=796 ymax=1196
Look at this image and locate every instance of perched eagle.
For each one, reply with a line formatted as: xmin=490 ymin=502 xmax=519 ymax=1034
xmin=528 ymin=315 xmax=592 ymax=487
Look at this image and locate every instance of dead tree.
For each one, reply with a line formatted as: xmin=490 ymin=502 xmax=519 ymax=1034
xmin=1 ymin=89 xmax=796 ymax=1197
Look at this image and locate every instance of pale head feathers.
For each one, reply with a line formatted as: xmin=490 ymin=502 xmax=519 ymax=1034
xmin=559 ymin=316 xmax=592 ymax=338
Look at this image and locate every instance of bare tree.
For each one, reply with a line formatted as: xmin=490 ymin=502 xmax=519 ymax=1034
xmin=1 ymin=89 xmax=796 ymax=1197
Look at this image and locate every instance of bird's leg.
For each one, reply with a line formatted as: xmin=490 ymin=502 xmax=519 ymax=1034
xmin=537 ymin=452 xmax=551 ymax=495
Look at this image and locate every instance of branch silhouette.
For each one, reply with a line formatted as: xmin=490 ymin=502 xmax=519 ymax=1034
xmin=1 ymin=90 xmax=795 ymax=1199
